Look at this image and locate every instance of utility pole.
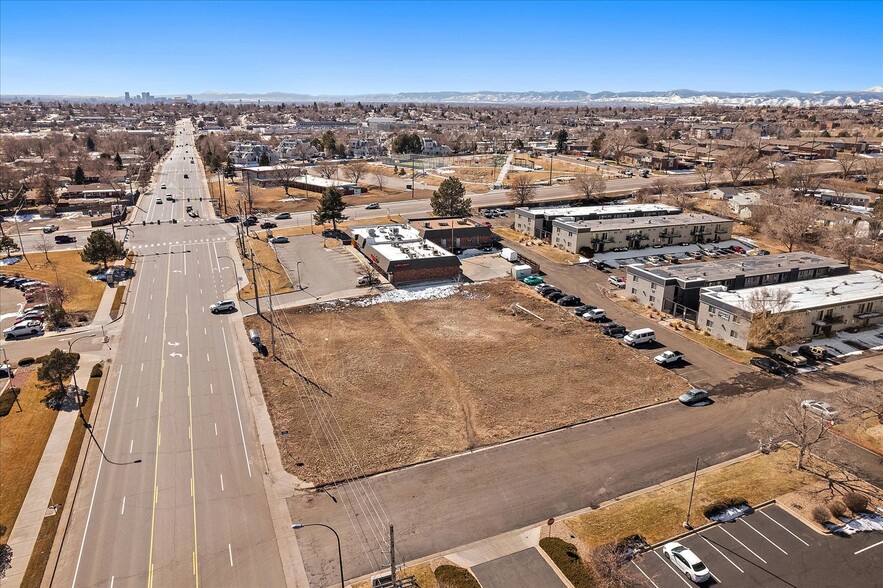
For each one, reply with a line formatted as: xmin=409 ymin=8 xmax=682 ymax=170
xmin=548 ymin=152 xmax=554 ymax=186
xmin=250 ymin=248 xmax=262 ymax=316
xmin=389 ymin=524 xmax=396 ymax=588
xmin=267 ymin=279 xmax=276 ymax=357
xmin=410 ymin=153 xmax=415 ymax=200
xmin=684 ymin=456 xmax=701 ymax=530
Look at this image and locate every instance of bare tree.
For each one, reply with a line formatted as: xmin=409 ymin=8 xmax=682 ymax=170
xmin=841 ymin=381 xmax=883 ymax=426
xmin=314 ymin=160 xmax=337 ymax=180
xmin=823 ymin=221 xmax=870 ymax=270
xmin=781 ymin=160 xmax=822 ymax=195
xmin=590 ymin=543 xmax=640 ymax=588
xmin=649 ymin=175 xmax=671 ymax=196
xmin=763 ymin=193 xmax=821 ymax=252
xmin=861 ymin=155 xmax=883 ymax=187
xmin=294 ymin=141 xmax=313 ymax=163
xmin=601 ymin=128 xmax=633 ymax=164
xmin=343 ymin=160 xmax=367 ymax=184
xmin=631 ymin=187 xmax=656 ymax=204
xmin=836 ymin=151 xmax=860 ymax=179
xmin=716 ymin=147 xmax=758 ymax=185
xmin=36 ymin=235 xmax=54 ymax=262
xmin=572 ymin=173 xmax=607 ymax=203
xmin=273 ymin=159 xmax=299 ymax=196
xmin=508 ymin=174 xmax=536 ymax=207
xmin=662 ymin=179 xmax=693 ymax=210
xmin=372 ymin=172 xmax=386 ymax=192
xmin=762 ymin=152 xmax=786 ymax=185
xmin=751 ymin=396 xmax=834 ymax=470
xmin=357 ymin=263 xmax=381 ymax=290
xmin=746 ymin=288 xmax=803 ymax=349
xmin=692 ymin=162 xmax=714 ymax=190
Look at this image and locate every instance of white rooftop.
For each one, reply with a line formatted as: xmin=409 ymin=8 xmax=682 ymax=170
xmin=516 ymin=203 xmax=680 ymax=218
xmin=351 ymin=224 xmax=455 ymax=262
xmin=703 ymin=270 xmax=883 ymax=312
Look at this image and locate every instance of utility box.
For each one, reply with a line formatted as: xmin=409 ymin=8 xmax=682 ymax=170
xmin=500 ymin=248 xmax=518 ymax=262
xmin=248 ymin=329 xmax=261 ymax=346
xmin=511 ymin=264 xmax=532 ymax=279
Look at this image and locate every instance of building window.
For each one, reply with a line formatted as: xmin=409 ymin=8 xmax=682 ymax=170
xmin=650 ymin=296 xmax=656 ymax=302
xmin=651 ymin=283 xmax=657 ymax=291
xmin=631 ymin=288 xmax=637 ymax=294
xmin=730 ymin=330 xmax=737 ymax=338
xmin=708 ymin=307 xmax=716 ymax=316
xmin=706 ymin=320 xmax=714 ymax=328
xmin=719 ymin=311 xmax=731 ymax=321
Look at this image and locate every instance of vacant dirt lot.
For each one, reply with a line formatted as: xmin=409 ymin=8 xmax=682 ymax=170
xmin=249 ymin=280 xmax=685 ymax=484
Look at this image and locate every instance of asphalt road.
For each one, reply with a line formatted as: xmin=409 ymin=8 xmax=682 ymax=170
xmin=53 ymin=121 xmax=285 ymax=587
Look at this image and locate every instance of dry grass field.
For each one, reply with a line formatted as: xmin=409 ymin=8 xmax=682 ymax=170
xmin=247 ymin=280 xmax=685 ymax=484
xmin=1 ymin=250 xmax=106 ymax=318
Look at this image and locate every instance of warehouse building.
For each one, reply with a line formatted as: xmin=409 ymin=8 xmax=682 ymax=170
xmin=551 ymin=213 xmax=733 ymax=254
xmin=350 ymin=224 xmax=461 ymax=284
xmin=697 ymin=270 xmax=883 ymax=349
xmin=407 ymin=216 xmax=498 ymax=250
xmin=514 ymin=203 xmax=680 ymax=239
xmin=627 ymin=252 xmax=849 ymax=316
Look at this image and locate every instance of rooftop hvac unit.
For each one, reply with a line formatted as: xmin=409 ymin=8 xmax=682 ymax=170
xmin=368 ymin=228 xmax=376 ymax=237
xmin=424 ymin=222 xmax=431 ymax=228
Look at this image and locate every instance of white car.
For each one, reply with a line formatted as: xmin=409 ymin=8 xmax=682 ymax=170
xmin=42 ymin=224 xmax=59 ymax=233
xmin=582 ymin=308 xmax=606 ymax=321
xmin=269 ymin=236 xmax=289 ymax=244
xmin=655 ymin=350 xmax=685 ymax=365
xmin=4 ymin=320 xmax=44 ymax=340
xmin=801 ymin=400 xmax=839 ymax=421
xmin=209 ymin=300 xmax=236 ymax=314
xmin=608 ymin=276 xmax=626 ymax=288
xmin=662 ymin=542 xmax=710 ymax=583
xmin=161 ymin=184 xmax=166 ymax=189
xmin=155 ymin=198 xmax=163 ymax=204
xmin=365 ymin=203 xmax=381 ymax=210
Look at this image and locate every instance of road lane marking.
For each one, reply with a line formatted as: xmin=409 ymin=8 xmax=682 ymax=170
xmin=210 ymin=383 xmax=213 ymax=395
xmin=632 ymin=562 xmax=659 ymax=588
xmin=135 ymin=396 xmax=139 ymax=408
xmin=147 ymin=313 xmax=150 ymax=320
xmin=760 ymin=510 xmax=809 ymax=546
xmin=718 ymin=526 xmax=767 ymax=564
xmin=72 ymin=370 xmax=124 ymax=586
xmin=699 ymin=532 xmax=744 ymax=573
xmin=222 ymin=328 xmax=252 ymax=477
xmin=147 ymin=244 xmax=174 ymax=588
xmin=144 ymin=336 xmax=148 ymax=343
xmin=220 ymin=474 xmax=224 ymax=491
xmin=129 ymin=439 xmax=133 ymax=453
xmin=140 ymin=363 xmax=144 ymax=372
xmin=206 ymin=353 xmax=210 ymax=363
xmin=214 ymin=422 xmax=218 ymax=435
xmin=740 ymin=518 xmax=787 ymax=554
xmin=228 ymin=544 xmax=234 ymax=567
xmin=855 ymin=538 xmax=883 ymax=555
xmin=110 ymin=576 xmax=114 ymax=588
xmin=654 ymin=551 xmax=693 ymax=587
xmin=120 ymin=497 xmax=125 ymax=515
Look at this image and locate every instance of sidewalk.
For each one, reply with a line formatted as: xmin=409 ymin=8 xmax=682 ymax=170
xmin=1 ymin=275 xmax=121 ymax=587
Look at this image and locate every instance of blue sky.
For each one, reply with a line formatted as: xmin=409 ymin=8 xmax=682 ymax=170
xmin=1 ymin=1 xmax=880 ymax=96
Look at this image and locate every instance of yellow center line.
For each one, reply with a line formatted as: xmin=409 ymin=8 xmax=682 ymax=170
xmin=147 ymin=243 xmax=174 ymax=587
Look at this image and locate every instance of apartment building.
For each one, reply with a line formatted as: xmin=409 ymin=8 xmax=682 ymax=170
xmin=514 ymin=203 xmax=680 ymax=239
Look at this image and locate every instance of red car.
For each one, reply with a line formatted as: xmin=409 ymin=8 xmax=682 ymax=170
xmin=731 ymin=245 xmax=746 ymax=254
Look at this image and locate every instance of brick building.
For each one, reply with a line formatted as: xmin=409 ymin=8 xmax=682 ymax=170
xmin=408 ymin=216 xmax=497 ymax=250
xmin=350 ymin=224 xmax=461 ymax=284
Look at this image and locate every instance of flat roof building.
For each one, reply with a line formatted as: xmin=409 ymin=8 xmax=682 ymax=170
xmin=514 ymin=203 xmax=680 ymax=239
xmin=551 ymin=213 xmax=733 ymax=254
xmin=626 ymin=252 xmax=849 ymax=316
xmin=697 ymin=270 xmax=883 ymax=349
xmin=407 ymin=216 xmax=498 ymax=250
xmin=350 ymin=224 xmax=461 ymax=285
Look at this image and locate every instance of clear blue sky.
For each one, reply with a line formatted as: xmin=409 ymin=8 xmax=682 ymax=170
xmin=1 ymin=0 xmax=881 ymax=96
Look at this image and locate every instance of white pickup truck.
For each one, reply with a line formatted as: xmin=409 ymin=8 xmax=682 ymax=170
xmin=654 ymin=350 xmax=685 ymax=365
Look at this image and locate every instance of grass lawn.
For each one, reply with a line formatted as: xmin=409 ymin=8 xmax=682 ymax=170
xmin=565 ymin=447 xmax=816 ymax=547
xmin=833 ymin=412 xmax=883 ymax=453
xmin=668 ymin=321 xmax=761 ymax=363
xmin=21 ymin=366 xmax=103 ymax=588
xmin=239 ymin=237 xmax=293 ymax=299
xmin=0 ymin=370 xmax=59 ymax=542
xmin=494 ymin=227 xmax=581 ymax=264
xmin=434 ymin=565 xmax=480 ymax=588
xmin=539 ymin=538 xmax=598 ymax=588
xmin=2 ymin=250 xmax=105 ymax=318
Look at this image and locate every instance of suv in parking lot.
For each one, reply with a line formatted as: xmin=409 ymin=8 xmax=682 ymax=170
xmin=775 ymin=346 xmax=808 ymax=367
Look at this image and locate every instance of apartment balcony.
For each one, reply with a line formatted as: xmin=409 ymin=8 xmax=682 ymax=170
xmin=812 ymin=314 xmax=845 ymax=327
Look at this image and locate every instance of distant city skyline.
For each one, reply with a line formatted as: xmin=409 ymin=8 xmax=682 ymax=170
xmin=1 ymin=0 xmax=881 ymax=96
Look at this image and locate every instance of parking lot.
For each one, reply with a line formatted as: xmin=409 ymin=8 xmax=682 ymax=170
xmin=271 ymin=233 xmax=365 ymax=299
xmin=632 ymin=505 xmax=883 ymax=587
xmin=594 ymin=239 xmax=757 ymax=269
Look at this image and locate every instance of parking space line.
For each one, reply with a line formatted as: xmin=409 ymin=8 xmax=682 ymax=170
xmin=760 ymin=510 xmax=809 ymax=546
xmin=653 ymin=551 xmax=693 ymax=587
xmin=631 ymin=561 xmax=660 ymax=588
xmin=740 ymin=518 xmax=788 ymax=554
xmin=855 ymin=538 xmax=883 ymax=555
xmin=699 ymin=532 xmax=744 ymax=573
xmin=717 ymin=526 xmax=767 ymax=564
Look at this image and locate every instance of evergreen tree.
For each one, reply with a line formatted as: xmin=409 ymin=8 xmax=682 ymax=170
xmin=512 ymin=138 xmax=524 ymax=149
xmin=80 ymin=230 xmax=125 ymax=269
xmin=224 ymin=158 xmax=236 ymax=178
xmin=0 ymin=234 xmax=20 ymax=257
xmin=37 ymin=349 xmax=80 ymax=396
xmin=314 ymin=187 xmax=348 ymax=231
xmin=74 ymin=165 xmax=86 ymax=185
xmin=553 ymin=129 xmax=569 ymax=153
xmin=38 ymin=176 xmax=56 ymax=205
xmin=86 ymin=136 xmax=95 ymax=151
xmin=430 ymin=177 xmax=472 ymax=217
xmin=259 ymin=152 xmax=270 ymax=166
xmin=114 ymin=152 xmax=123 ymax=170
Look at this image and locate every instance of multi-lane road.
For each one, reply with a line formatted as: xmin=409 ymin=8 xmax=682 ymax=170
xmin=54 ymin=121 xmax=285 ymax=587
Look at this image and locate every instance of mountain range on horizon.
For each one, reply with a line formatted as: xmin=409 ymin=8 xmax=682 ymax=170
xmin=3 ymin=87 xmax=882 ymax=107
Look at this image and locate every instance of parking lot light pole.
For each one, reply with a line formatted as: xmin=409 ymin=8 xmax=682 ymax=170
xmin=66 ymin=333 xmax=97 ymax=396
xmin=684 ymin=456 xmax=702 ymax=530
xmin=291 ymin=523 xmax=343 ymax=588
xmin=295 ymin=261 xmax=303 ymax=290
xmin=217 ymin=255 xmax=241 ymax=300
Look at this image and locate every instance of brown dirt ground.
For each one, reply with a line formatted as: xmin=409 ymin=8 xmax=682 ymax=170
xmin=247 ymin=280 xmax=685 ymax=485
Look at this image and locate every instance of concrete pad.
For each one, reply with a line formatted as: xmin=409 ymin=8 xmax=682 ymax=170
xmin=471 ymin=548 xmax=567 ymax=588
xmin=446 ymin=527 xmax=539 ymax=568
xmin=460 ymin=254 xmax=514 ymax=282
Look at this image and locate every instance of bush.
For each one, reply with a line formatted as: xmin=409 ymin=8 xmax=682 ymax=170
xmin=829 ymin=501 xmax=848 ymax=519
xmin=812 ymin=506 xmax=831 ymax=525
xmin=434 ymin=565 xmax=480 ymax=588
xmin=843 ymin=492 xmax=870 ymax=515
xmin=90 ymin=363 xmax=103 ymax=378
xmin=578 ymin=246 xmax=595 ymax=258
xmin=17 ymin=357 xmax=34 ymax=367
xmin=539 ymin=537 xmax=599 ymax=588
xmin=0 ymin=388 xmax=20 ymax=417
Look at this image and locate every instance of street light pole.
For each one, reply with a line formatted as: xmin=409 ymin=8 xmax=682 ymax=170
xmin=291 ymin=523 xmax=344 ymax=588
xmin=295 ymin=260 xmax=303 ymax=290
xmin=684 ymin=456 xmax=702 ymax=530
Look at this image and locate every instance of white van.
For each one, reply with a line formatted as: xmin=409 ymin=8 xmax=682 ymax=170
xmin=623 ymin=328 xmax=655 ymax=346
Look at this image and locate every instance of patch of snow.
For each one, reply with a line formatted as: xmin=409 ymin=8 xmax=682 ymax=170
xmin=457 ymin=248 xmax=487 ymax=260
xmin=828 ymin=512 xmax=883 ymax=535
xmin=278 ymin=197 xmax=304 ymax=202
xmin=354 ymin=284 xmax=460 ymax=306
xmin=708 ymin=504 xmax=753 ymax=523
xmin=0 ymin=256 xmax=23 ymax=266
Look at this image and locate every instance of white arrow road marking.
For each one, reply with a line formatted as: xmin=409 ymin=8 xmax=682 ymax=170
xmin=168 ymin=341 xmax=180 ymax=346
xmin=170 ymin=352 xmax=183 ymax=358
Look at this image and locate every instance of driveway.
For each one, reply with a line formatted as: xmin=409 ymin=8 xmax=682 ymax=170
xmin=272 ymin=234 xmax=364 ymax=300
xmin=471 ymin=548 xmax=566 ymax=588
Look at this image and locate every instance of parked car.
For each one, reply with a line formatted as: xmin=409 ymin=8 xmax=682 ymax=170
xmin=608 ymin=276 xmax=626 ymax=288
xmin=209 ymin=300 xmax=236 ymax=314
xmin=260 ymin=222 xmax=277 ymax=229
xmin=775 ymin=346 xmax=808 ymax=367
xmin=54 ymin=235 xmax=76 ymax=244
xmin=268 ymin=236 xmax=289 ymax=244
xmin=275 ymin=212 xmax=292 ymax=220
xmin=365 ymin=203 xmax=381 ymax=210
xmin=4 ymin=320 xmax=43 ymax=340
xmin=801 ymin=400 xmax=839 ymax=421
xmin=155 ymin=198 xmax=163 ymax=204
xmin=662 ymin=542 xmax=711 ymax=583
xmin=547 ymin=291 xmax=566 ymax=303
xmin=42 ymin=224 xmax=59 ymax=233
xmin=557 ymin=295 xmax=582 ymax=307
xmin=224 ymin=216 xmax=240 ymax=223
xmin=572 ymin=304 xmax=596 ymax=316
xmin=536 ymin=284 xmax=558 ymax=294
xmin=601 ymin=323 xmax=628 ymax=338
xmin=623 ymin=328 xmax=656 ymax=346
xmin=679 ymin=389 xmax=710 ymax=406
xmin=654 ymin=350 xmax=685 ymax=366
xmin=731 ymin=245 xmax=747 ymax=254
xmin=750 ymin=357 xmax=792 ymax=376
xmin=522 ymin=275 xmax=544 ymax=286
xmin=798 ymin=345 xmax=828 ymax=361
xmin=582 ymin=308 xmax=607 ymax=321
